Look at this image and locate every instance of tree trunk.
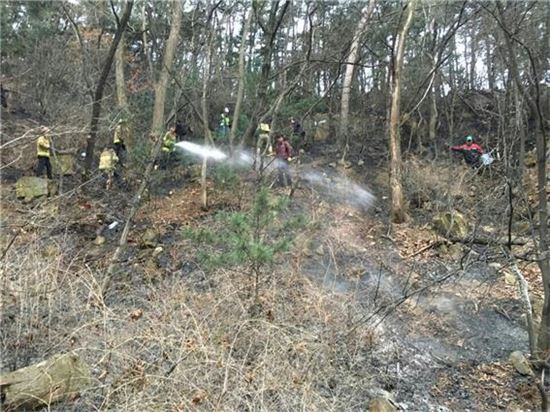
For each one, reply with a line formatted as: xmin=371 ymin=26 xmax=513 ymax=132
xmin=486 ymin=37 xmax=495 ymax=91
xmin=115 ymin=31 xmax=128 ymax=111
xmin=151 ymin=1 xmax=182 ymax=135
xmin=469 ymin=27 xmax=476 ymax=90
xmin=339 ymin=0 xmax=376 ymax=145
xmin=0 ymin=353 xmax=91 ymax=411
xmin=242 ymin=1 xmax=290 ymax=147
xmin=514 ymin=83 xmax=525 ymax=182
xmin=200 ymin=4 xmax=217 ymax=210
xmin=229 ymin=5 xmax=253 ymax=153
xmin=84 ymin=1 xmax=133 ymax=175
xmin=142 ymin=1 xmax=154 ymax=81
xmin=497 ymin=1 xmax=550 ymax=354
xmin=389 ymin=0 xmax=415 ymax=224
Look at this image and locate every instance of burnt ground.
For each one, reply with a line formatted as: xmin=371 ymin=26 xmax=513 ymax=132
xmin=0 ymin=142 xmax=543 ymax=411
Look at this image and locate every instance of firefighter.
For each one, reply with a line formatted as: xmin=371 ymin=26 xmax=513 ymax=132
xmin=160 ymin=126 xmax=177 ymax=169
xmin=113 ymin=118 xmax=128 ymax=166
xmin=219 ymin=107 xmax=231 ymax=140
xmin=451 ymin=135 xmax=484 ymax=166
xmin=289 ymin=117 xmax=306 ymax=150
xmin=99 ymin=145 xmax=119 ymax=190
xmin=36 ymin=126 xmax=53 ymax=179
xmin=273 ymin=134 xmax=293 ymax=187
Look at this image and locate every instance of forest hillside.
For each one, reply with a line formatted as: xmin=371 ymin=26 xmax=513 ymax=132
xmin=1 ymin=1 xmax=549 ymax=411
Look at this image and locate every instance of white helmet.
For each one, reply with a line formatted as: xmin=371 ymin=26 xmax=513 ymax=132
xmin=224 ymin=107 xmax=229 ymax=113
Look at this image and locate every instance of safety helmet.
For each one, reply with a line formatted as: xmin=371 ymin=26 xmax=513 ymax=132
xmin=224 ymin=107 xmax=229 ymax=113
xmin=466 ymin=135 xmax=473 ymax=142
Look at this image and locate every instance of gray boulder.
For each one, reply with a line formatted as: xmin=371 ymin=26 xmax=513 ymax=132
xmin=15 ymin=176 xmax=49 ymax=202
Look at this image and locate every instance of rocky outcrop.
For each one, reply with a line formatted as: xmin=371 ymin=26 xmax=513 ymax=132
xmin=15 ymin=176 xmax=49 ymax=202
xmin=432 ymin=211 xmax=469 ymax=239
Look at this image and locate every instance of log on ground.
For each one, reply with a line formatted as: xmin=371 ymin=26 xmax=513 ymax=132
xmin=0 ymin=352 xmax=91 ymax=411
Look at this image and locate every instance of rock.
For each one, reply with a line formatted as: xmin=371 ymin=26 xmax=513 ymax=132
xmin=505 ymin=402 xmax=524 ymax=412
xmin=524 ymin=150 xmax=536 ymax=168
xmin=509 ymin=351 xmax=534 ymax=376
xmin=315 ymin=245 xmax=324 ymax=256
xmin=432 ymin=211 xmax=469 ymax=239
xmin=140 ymin=228 xmax=159 ymax=248
xmin=512 ymin=220 xmax=531 ymax=234
xmin=358 ymin=159 xmax=365 ymax=166
xmin=503 ymin=269 xmax=517 ymax=286
xmin=51 ymin=153 xmax=75 ymax=175
xmin=93 ymin=235 xmax=106 ymax=246
xmin=187 ymin=164 xmax=202 ymax=181
xmin=448 ymin=243 xmax=464 ymax=259
xmin=531 ymin=295 xmax=543 ymax=321
xmin=152 ymin=246 xmax=163 ymax=257
xmin=313 ymin=116 xmax=330 ymax=142
xmin=369 ymin=397 xmax=397 ymax=412
xmin=15 ymin=176 xmax=49 ymax=202
xmin=489 ymin=262 xmax=502 ymax=270
xmin=328 ymin=162 xmax=336 ymax=168
xmin=337 ymin=159 xmax=352 ymax=169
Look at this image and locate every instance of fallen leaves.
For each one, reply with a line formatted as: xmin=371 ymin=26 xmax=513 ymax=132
xmin=129 ymin=309 xmax=143 ymax=320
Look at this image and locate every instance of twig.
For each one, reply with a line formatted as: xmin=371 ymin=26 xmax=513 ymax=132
xmin=99 ymin=132 xmax=165 ymax=299
xmin=403 ymin=239 xmax=445 ymax=259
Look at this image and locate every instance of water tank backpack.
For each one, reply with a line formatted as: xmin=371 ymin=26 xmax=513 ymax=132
xmin=480 ymin=153 xmax=494 ymax=166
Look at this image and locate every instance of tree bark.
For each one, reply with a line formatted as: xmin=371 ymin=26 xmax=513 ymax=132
xmin=0 ymin=353 xmax=91 ymax=411
xmin=84 ymin=1 xmax=133 ymax=175
xmin=115 ymin=31 xmax=128 ymax=111
xmin=339 ymin=0 xmax=376 ymax=144
xmin=229 ymin=5 xmax=253 ymax=154
xmin=151 ymin=1 xmax=183 ymax=135
xmin=389 ymin=0 xmax=415 ymax=224
xmin=242 ymin=1 xmax=290 ymax=146
xmin=100 ymin=1 xmax=182 ymax=297
xmin=497 ymin=1 xmax=550 ymax=354
xmin=199 ymin=3 xmax=218 ymax=210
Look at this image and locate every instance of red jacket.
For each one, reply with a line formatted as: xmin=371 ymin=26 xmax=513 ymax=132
xmin=451 ymin=143 xmax=483 ymax=154
xmin=274 ymin=140 xmax=292 ymax=160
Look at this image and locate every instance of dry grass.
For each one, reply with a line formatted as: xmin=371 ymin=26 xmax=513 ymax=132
xmin=1 ymin=212 xmax=381 ymax=411
xmin=403 ymin=156 xmax=472 ymax=213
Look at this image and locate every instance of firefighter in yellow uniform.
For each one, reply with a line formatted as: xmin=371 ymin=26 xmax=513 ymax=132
xmin=258 ymin=121 xmax=272 ymax=155
xmin=113 ymin=118 xmax=128 ymax=166
xmin=160 ymin=126 xmax=177 ymax=169
xmin=36 ymin=126 xmax=52 ymax=179
xmin=99 ymin=146 xmax=119 ymax=190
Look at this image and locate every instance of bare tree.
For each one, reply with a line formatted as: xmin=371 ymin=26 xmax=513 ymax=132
xmin=495 ymin=1 xmax=550 ymax=354
xmin=150 ymin=1 xmax=183 ymax=136
xmin=241 ymin=1 xmax=290 ymax=146
xmin=339 ymin=0 xmax=376 ymax=157
xmin=229 ymin=4 xmax=253 ymax=154
xmin=84 ymin=1 xmax=134 ymax=175
xmin=115 ymin=31 xmax=128 ymax=112
xmin=389 ymin=0 xmax=416 ymax=224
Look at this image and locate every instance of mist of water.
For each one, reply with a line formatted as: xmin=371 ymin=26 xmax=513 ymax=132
xmin=174 ymin=141 xmax=376 ymax=210
xmin=175 ymin=141 xmax=227 ymax=161
xmin=301 ymin=168 xmax=376 ymax=210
